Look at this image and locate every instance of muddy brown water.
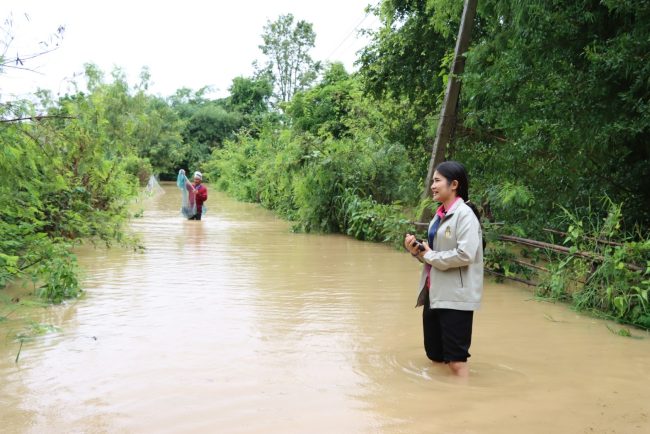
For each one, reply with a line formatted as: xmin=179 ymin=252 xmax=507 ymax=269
xmin=1 ymin=183 xmax=649 ymax=433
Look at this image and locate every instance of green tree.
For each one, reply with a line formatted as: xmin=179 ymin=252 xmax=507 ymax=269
xmin=286 ymin=62 xmax=353 ymax=139
xmin=227 ymin=75 xmax=273 ymax=115
xmin=459 ymin=0 xmax=650 ymax=231
xmin=358 ymin=1 xmax=463 ymax=175
xmin=168 ymin=86 xmax=212 ymax=117
xmin=360 ymin=0 xmax=650 ymax=232
xmin=259 ymin=13 xmax=321 ymax=103
xmin=131 ymin=96 xmax=186 ymax=176
xmin=182 ymin=104 xmax=243 ymax=170
xmin=1 ymin=65 xmax=147 ymax=301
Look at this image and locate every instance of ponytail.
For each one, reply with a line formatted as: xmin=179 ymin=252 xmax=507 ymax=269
xmin=465 ymin=199 xmax=485 ymax=250
xmin=465 ymin=200 xmax=481 ymax=222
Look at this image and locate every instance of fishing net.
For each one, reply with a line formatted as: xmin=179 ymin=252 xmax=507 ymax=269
xmin=177 ymin=169 xmax=196 ymax=218
xmin=144 ymin=174 xmax=165 ymax=197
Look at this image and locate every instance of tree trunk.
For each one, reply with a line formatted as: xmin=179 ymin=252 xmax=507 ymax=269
xmin=419 ymin=0 xmax=478 ymax=222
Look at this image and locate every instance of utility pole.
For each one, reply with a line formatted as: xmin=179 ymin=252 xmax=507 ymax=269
xmin=419 ymin=0 xmax=478 ymax=222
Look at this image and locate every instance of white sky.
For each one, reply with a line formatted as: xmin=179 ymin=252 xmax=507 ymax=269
xmin=0 ymin=0 xmax=380 ymax=101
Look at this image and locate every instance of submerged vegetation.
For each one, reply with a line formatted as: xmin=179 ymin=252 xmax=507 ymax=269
xmin=1 ymin=2 xmax=649 ymax=328
xmin=536 ymin=200 xmax=650 ymax=329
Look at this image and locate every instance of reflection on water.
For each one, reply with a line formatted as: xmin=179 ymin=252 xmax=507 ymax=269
xmin=1 ymin=183 xmax=649 ymax=433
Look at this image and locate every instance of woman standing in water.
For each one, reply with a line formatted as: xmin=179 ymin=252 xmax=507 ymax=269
xmin=404 ymin=161 xmax=483 ymax=378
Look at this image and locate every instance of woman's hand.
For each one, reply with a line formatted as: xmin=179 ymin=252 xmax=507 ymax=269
xmin=404 ymin=233 xmax=421 ymax=256
xmin=405 ymin=234 xmax=432 ymax=259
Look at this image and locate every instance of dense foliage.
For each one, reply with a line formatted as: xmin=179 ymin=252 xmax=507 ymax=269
xmin=206 ymin=62 xmax=419 ymax=244
xmin=1 ymin=66 xmax=153 ymax=301
xmin=459 ymin=0 xmax=650 ymax=232
xmin=358 ymin=0 xmax=650 ymax=233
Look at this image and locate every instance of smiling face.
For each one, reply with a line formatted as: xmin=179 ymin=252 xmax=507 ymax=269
xmin=194 ymin=176 xmax=202 ymax=184
xmin=431 ymin=170 xmax=458 ymax=203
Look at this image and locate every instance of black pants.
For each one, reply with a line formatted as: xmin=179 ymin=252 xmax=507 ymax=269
xmin=422 ymin=295 xmax=474 ymax=363
xmin=189 ymin=213 xmax=202 ymax=220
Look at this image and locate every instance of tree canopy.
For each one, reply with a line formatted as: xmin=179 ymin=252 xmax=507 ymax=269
xmin=259 ymin=13 xmax=321 ymax=103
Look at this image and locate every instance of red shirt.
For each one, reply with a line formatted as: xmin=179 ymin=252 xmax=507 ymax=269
xmin=193 ymin=183 xmax=208 ymax=214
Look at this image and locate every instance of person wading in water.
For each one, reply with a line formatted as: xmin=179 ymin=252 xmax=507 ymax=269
xmin=404 ymin=161 xmax=484 ymax=378
xmin=189 ymin=171 xmax=208 ymax=220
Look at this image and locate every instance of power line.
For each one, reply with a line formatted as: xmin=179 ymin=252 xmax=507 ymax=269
xmin=325 ymin=10 xmax=372 ymax=62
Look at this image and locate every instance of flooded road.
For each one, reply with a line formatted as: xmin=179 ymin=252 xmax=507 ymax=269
xmin=1 ymin=183 xmax=649 ymax=433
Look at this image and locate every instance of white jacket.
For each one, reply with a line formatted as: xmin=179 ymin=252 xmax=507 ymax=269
xmin=415 ymin=200 xmax=484 ymax=310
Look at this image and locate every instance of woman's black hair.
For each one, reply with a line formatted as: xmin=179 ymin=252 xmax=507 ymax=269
xmin=434 ymin=160 xmax=481 ymax=222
